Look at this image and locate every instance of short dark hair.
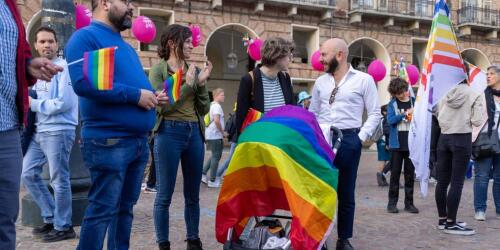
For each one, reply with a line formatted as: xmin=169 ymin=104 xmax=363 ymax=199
xmin=261 ymin=37 xmax=295 ymax=67
xmin=388 ymin=78 xmax=409 ymax=96
xmin=35 ymin=26 xmax=57 ymax=43
xmin=158 ymin=24 xmax=192 ymax=60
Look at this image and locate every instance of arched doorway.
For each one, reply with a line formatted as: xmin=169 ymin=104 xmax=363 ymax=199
xmin=348 ymin=37 xmax=391 ymax=103
xmin=26 ymin=11 xmax=42 ymax=56
xmin=205 ymin=24 xmax=258 ymax=113
xmin=461 ymin=48 xmax=490 ymax=70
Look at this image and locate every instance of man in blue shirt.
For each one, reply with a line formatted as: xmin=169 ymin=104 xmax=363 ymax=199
xmin=21 ymin=27 xmax=79 ymax=242
xmin=65 ymin=0 xmax=167 ymax=249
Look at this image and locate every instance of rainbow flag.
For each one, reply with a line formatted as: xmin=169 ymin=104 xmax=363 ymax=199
xmin=216 ymin=105 xmax=338 ymax=250
xmin=240 ymin=108 xmax=262 ymax=132
xmin=409 ymin=0 xmax=466 ymax=196
xmin=164 ymin=70 xmax=183 ymax=104
xmin=83 ymin=47 xmax=116 ymax=90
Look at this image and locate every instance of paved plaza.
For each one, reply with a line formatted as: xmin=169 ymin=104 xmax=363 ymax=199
xmin=16 ymin=149 xmax=500 ymax=250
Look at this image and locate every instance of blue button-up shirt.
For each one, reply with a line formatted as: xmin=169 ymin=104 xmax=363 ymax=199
xmin=0 ymin=0 xmax=19 ymax=131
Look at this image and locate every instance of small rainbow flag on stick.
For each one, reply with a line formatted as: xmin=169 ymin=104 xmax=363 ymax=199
xmin=240 ymin=108 xmax=262 ymax=132
xmin=164 ymin=70 xmax=183 ymax=104
xmin=82 ymin=47 xmax=116 ymax=90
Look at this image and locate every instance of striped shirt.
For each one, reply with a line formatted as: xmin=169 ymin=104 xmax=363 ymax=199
xmin=261 ymin=71 xmax=285 ymax=113
xmin=0 ymin=0 xmax=19 ymax=131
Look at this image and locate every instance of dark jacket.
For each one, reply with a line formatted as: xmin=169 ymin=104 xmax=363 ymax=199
xmin=7 ymin=0 xmax=36 ymax=126
xmin=235 ymin=67 xmax=296 ymax=135
xmin=224 ymin=113 xmax=237 ymax=143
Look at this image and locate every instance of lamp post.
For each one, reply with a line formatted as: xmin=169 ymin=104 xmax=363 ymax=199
xmin=21 ymin=0 xmax=91 ymax=227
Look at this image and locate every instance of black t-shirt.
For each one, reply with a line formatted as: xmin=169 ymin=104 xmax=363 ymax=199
xmin=395 ymin=99 xmax=412 ymax=151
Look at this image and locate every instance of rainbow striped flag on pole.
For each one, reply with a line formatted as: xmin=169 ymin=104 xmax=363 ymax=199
xmin=216 ymin=105 xmax=338 ymax=250
xmin=83 ymin=47 xmax=116 ymax=90
xmin=164 ymin=70 xmax=183 ymax=104
xmin=409 ymin=0 xmax=466 ymax=196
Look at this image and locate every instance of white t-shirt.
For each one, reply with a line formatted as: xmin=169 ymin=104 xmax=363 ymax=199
xmin=206 ymin=102 xmax=225 ymax=140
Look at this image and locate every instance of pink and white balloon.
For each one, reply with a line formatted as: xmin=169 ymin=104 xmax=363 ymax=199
xmin=247 ymin=38 xmax=264 ymax=61
xmin=310 ymin=50 xmax=324 ymax=71
xmin=406 ymin=64 xmax=420 ymax=86
xmin=190 ymin=24 xmax=203 ymax=47
xmin=367 ymin=59 xmax=387 ymax=82
xmin=132 ymin=16 xmax=157 ymax=44
xmin=75 ymin=4 xmax=92 ymax=30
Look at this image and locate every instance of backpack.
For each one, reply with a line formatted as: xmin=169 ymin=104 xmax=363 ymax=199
xmin=368 ymin=119 xmax=384 ymax=143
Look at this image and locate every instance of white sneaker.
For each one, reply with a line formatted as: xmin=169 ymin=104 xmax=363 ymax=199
xmin=201 ymin=174 xmax=207 ymax=184
xmin=443 ymin=223 xmax=475 ymax=236
xmin=474 ymin=211 xmax=486 ymax=221
xmin=429 ymin=177 xmax=437 ymax=184
xmin=208 ymin=180 xmax=221 ymax=188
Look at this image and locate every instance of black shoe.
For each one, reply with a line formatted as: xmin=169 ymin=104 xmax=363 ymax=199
xmin=387 ymin=204 xmax=399 ymax=213
xmin=186 ymin=238 xmax=203 ymax=250
xmin=438 ymin=220 xmax=466 ymax=230
xmin=376 ymin=172 xmax=388 ymax=186
xmin=41 ymin=227 xmax=76 ymax=242
xmin=159 ymin=241 xmax=170 ymax=250
xmin=336 ymin=239 xmax=354 ymax=250
xmin=444 ymin=222 xmax=475 ymax=236
xmin=32 ymin=223 xmax=53 ymax=237
xmin=404 ymin=204 xmax=419 ymax=214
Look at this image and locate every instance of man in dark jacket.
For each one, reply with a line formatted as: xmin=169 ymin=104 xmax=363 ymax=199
xmin=0 ymin=1 xmax=63 ymax=249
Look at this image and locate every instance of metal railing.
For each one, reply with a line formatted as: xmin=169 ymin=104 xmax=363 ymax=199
xmin=269 ymin=0 xmax=336 ymax=7
xmin=350 ymin=0 xmax=435 ymax=19
xmin=457 ymin=6 xmax=499 ymax=27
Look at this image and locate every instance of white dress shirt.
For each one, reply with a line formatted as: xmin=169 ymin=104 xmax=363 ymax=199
xmin=309 ymin=65 xmax=382 ymax=143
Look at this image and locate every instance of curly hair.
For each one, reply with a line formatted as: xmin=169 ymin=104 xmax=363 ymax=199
xmin=388 ymin=78 xmax=409 ymax=96
xmin=261 ymin=37 xmax=295 ymax=67
xmin=157 ymin=24 xmax=192 ymax=61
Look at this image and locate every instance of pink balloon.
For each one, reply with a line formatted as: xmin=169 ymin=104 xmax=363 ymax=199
xmin=406 ymin=64 xmax=420 ymax=86
xmin=310 ymin=50 xmax=324 ymax=71
xmin=367 ymin=59 xmax=387 ymax=82
xmin=75 ymin=4 xmax=92 ymax=30
xmin=248 ymin=38 xmax=263 ymax=61
xmin=190 ymin=24 xmax=203 ymax=47
xmin=132 ymin=16 xmax=156 ymax=44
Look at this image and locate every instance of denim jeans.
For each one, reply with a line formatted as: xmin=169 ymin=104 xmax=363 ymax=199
xmin=154 ymin=120 xmax=204 ymax=244
xmin=217 ymin=142 xmax=237 ymax=177
xmin=77 ymin=136 xmax=149 ymax=250
xmin=474 ymin=154 xmax=500 ymax=214
xmin=0 ymin=129 xmax=23 ymax=250
xmin=332 ymin=130 xmax=362 ymax=240
xmin=21 ymin=130 xmax=75 ymax=231
xmin=203 ymin=139 xmax=223 ymax=182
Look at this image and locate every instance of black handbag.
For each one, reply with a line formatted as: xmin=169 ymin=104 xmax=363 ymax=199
xmin=472 ymin=117 xmax=500 ymax=159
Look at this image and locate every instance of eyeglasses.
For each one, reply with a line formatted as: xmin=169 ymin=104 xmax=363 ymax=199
xmin=329 ymin=86 xmax=339 ymax=105
xmin=119 ymin=0 xmax=133 ymax=6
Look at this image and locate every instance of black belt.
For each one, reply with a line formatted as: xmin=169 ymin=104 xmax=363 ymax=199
xmin=340 ymin=128 xmax=360 ymax=134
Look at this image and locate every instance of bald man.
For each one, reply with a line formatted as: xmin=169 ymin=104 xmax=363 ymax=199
xmin=309 ymin=38 xmax=381 ymax=250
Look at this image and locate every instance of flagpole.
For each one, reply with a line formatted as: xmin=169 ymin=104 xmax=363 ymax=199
xmin=67 ymin=46 xmax=119 ymax=66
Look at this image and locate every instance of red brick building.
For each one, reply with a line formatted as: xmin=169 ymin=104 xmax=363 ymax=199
xmin=18 ymin=0 xmax=500 ymax=111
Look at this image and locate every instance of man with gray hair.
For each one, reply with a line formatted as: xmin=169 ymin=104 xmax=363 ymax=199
xmin=309 ymin=38 xmax=381 ymax=250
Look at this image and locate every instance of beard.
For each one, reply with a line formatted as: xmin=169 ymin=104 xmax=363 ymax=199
xmin=326 ymin=57 xmax=339 ymax=74
xmin=109 ymin=8 xmax=133 ymax=31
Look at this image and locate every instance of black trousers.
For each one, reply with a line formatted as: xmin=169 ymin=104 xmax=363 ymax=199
xmin=388 ymin=150 xmax=415 ymax=206
xmin=146 ymin=137 xmax=156 ymax=188
xmin=435 ymin=133 xmax=471 ymax=222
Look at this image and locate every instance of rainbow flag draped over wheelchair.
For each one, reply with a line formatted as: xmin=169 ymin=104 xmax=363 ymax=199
xmin=216 ymin=105 xmax=339 ymax=250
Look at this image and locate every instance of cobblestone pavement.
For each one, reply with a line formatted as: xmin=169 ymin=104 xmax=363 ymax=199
xmin=16 ymin=150 xmax=500 ymax=250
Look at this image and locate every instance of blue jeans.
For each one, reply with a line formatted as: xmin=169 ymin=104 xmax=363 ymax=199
xmin=217 ymin=142 xmax=237 ymax=177
xmin=0 ymin=129 xmax=23 ymax=250
xmin=473 ymin=155 xmax=500 ymax=214
xmin=77 ymin=136 xmax=149 ymax=250
xmin=332 ymin=130 xmax=362 ymax=240
xmin=21 ymin=130 xmax=75 ymax=231
xmin=154 ymin=120 xmax=204 ymax=244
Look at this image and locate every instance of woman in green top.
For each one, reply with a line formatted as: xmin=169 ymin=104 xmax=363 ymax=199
xmin=149 ymin=24 xmax=212 ymax=250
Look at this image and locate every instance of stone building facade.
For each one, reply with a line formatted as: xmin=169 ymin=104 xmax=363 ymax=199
xmin=17 ymin=0 xmax=500 ymax=111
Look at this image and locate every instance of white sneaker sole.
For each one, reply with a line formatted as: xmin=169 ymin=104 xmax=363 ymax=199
xmin=443 ymin=229 xmax=475 ymax=236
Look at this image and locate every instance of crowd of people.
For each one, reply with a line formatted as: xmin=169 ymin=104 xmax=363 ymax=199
xmin=1 ymin=0 xmax=500 ymax=250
